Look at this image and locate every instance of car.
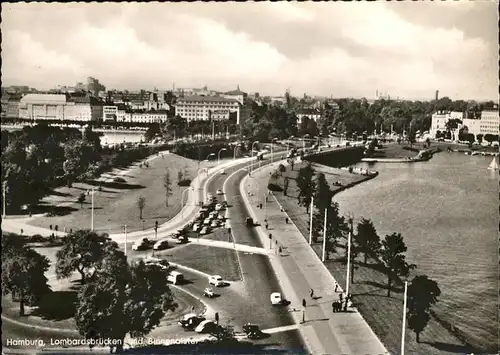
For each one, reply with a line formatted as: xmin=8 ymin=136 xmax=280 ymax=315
xmin=219 ymin=169 xmax=226 ymax=175
xmin=176 ymin=236 xmax=189 ymax=244
xmin=144 ymin=257 xmax=170 ymax=270
xmin=178 ymin=313 xmax=206 ymax=330
xmin=167 ymin=271 xmax=184 ymax=284
xmin=203 ymin=287 xmax=215 ymax=298
xmin=243 ymin=323 xmax=266 ymax=339
xmin=209 ymin=275 xmax=225 ymax=287
xmin=203 ymin=218 xmax=211 ymax=225
xmin=270 ymin=292 xmax=283 ymax=305
xmin=217 ymin=214 xmax=225 ymax=221
xmin=216 ymin=189 xmax=223 ymax=195
xmin=210 ymin=220 xmax=219 ymax=228
xmin=200 ymin=226 xmax=210 ymax=235
xmin=195 ymin=320 xmax=219 ymax=333
xmin=246 ymin=217 xmax=254 ymax=227
xmin=153 ymin=239 xmax=169 ymax=251
xmin=215 ymin=203 xmax=223 ymax=211
xmin=193 ymin=223 xmax=201 ymax=232
xmin=132 ymin=238 xmax=152 ymax=251
xmin=221 ymin=201 xmax=228 ymax=208
xmin=209 ymin=211 xmax=218 ymax=218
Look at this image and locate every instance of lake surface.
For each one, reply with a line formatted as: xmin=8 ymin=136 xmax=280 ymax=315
xmin=333 ymin=152 xmax=498 ymax=349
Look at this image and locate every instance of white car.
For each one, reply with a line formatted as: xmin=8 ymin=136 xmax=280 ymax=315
xmin=215 ymin=204 xmax=223 ymax=211
xmin=153 ymin=239 xmax=169 ymax=251
xmin=216 ymin=189 xmax=223 ymax=195
xmin=209 ymin=211 xmax=218 ymax=218
xmin=203 ymin=218 xmax=212 ymax=225
xmin=219 ymin=169 xmax=226 ymax=175
xmin=209 ymin=275 xmax=225 ymax=287
xmin=195 ymin=320 xmax=217 ymax=333
xmin=210 ymin=220 xmax=219 ymax=228
xmin=200 ymin=226 xmax=209 ymax=235
xmin=270 ymin=292 xmax=283 ymax=305
xmin=193 ymin=223 xmax=201 ymax=232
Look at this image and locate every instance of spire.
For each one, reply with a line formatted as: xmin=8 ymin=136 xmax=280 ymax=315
xmin=237 ymin=84 xmax=240 ymax=91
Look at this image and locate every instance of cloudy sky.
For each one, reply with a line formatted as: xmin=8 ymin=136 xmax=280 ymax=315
xmin=2 ymin=2 xmax=498 ymax=100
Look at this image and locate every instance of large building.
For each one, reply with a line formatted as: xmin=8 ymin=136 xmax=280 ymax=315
xmin=429 ymin=111 xmax=464 ymax=137
xmin=463 ymin=109 xmax=499 ymax=137
xmin=124 ymin=111 xmax=168 ymax=124
xmin=175 ymin=95 xmax=240 ymax=124
xmin=296 ymin=109 xmax=322 ymax=125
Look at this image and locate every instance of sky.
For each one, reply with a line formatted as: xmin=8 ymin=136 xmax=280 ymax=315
xmin=2 ymin=2 xmax=498 ymax=101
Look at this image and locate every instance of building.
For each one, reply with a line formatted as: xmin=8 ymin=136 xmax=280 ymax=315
xmin=103 ymin=106 xmax=118 ymax=121
xmin=296 ymin=109 xmax=322 ymax=126
xmin=222 ymin=86 xmax=247 ymax=105
xmin=18 ymin=93 xmax=103 ymax=122
xmin=175 ymin=95 xmax=240 ymax=124
xmin=429 ymin=111 xmax=464 ymax=137
xmin=1 ymin=93 xmax=22 ymax=118
xmin=124 ymin=110 xmax=168 ymax=124
xmin=462 ymin=109 xmax=499 ymax=137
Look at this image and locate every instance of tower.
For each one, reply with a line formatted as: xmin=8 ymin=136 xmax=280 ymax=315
xmin=435 ymin=90 xmax=439 ymax=101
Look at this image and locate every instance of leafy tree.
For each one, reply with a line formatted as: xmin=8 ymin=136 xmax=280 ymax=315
xmin=407 ymin=129 xmax=417 ymax=148
xmin=380 ymin=233 xmax=416 ymax=297
xmin=163 ymin=169 xmax=173 ymax=206
xmin=210 ymin=323 xmax=237 ymax=344
xmin=296 ymin=163 xmax=315 ymax=213
xmin=2 ymin=244 xmax=51 ymax=316
xmin=311 ymin=202 xmax=349 ymax=256
xmin=63 ymin=139 xmax=96 ymax=187
xmin=56 ymin=229 xmax=113 ymax=284
xmin=464 ymin=133 xmax=475 ymax=147
xmin=75 ymin=256 xmax=177 ymax=353
xmin=354 ymin=218 xmax=381 ymax=264
xmin=137 ymin=196 xmax=146 ymax=219
xmin=484 ymin=134 xmax=496 ymax=145
xmin=407 ymin=275 xmax=441 ymax=343
xmin=144 ymin=122 xmax=161 ymax=142
xmin=77 ymin=192 xmax=86 ymax=208
xmin=313 ymin=173 xmax=332 ymax=212
xmin=476 ymin=134 xmax=483 ymax=144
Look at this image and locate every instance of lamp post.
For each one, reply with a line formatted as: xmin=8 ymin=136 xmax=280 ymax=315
xmin=181 ymin=188 xmax=189 ymax=220
xmin=249 ymin=141 xmax=260 ymax=176
xmin=90 ymin=187 xmax=95 ymax=231
xmin=321 ymin=208 xmax=327 ymax=262
xmin=123 ymin=225 xmax=128 ymax=257
xmin=308 ymin=197 xmax=314 ymax=245
xmin=345 ymin=231 xmax=352 ymax=295
xmin=271 ymin=138 xmax=278 ymax=163
xmin=2 ymin=181 xmax=7 ymax=218
xmin=233 ymin=145 xmax=240 ymax=160
xmin=218 ymin=148 xmax=227 ymax=165
xmin=401 ymin=281 xmax=408 ymax=355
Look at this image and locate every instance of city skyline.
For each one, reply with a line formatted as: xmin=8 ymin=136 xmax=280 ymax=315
xmin=2 ymin=2 xmax=498 ymax=101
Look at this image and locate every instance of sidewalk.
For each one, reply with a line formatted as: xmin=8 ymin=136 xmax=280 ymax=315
xmin=241 ymin=161 xmax=389 ymax=355
xmin=1 ymin=158 xmax=252 ymax=243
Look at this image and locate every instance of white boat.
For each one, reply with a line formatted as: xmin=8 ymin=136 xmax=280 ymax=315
xmin=487 ymin=157 xmax=498 ymax=170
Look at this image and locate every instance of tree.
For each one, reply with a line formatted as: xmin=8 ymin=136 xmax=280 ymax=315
xmin=407 ymin=275 xmax=441 ymax=343
xmin=476 ymin=134 xmax=483 ymax=144
xmin=56 ymin=230 xmax=113 ymax=284
xmin=137 ymin=196 xmax=146 ymax=219
xmin=296 ymin=163 xmax=315 ymax=213
xmin=2 ymin=243 xmax=51 ymax=316
xmin=354 ymin=218 xmax=381 ymax=264
xmin=77 ymin=192 xmax=86 ymax=208
xmin=163 ymin=169 xmax=173 ymax=206
xmin=380 ymin=233 xmax=416 ymax=297
xmin=407 ymin=129 xmax=416 ymax=148
xmin=311 ymin=202 xmax=349 ymax=256
xmin=313 ymin=173 xmax=332 ymax=212
xmin=484 ymin=134 xmax=495 ymax=145
xmin=75 ymin=256 xmax=177 ymax=353
xmin=210 ymin=323 xmax=237 ymax=344
xmin=63 ymin=139 xmax=96 ymax=187
xmin=144 ymin=122 xmax=161 ymax=142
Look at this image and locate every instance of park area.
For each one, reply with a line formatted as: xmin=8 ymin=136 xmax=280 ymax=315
xmin=26 ymin=152 xmax=205 ymax=234
xmin=269 ymin=163 xmax=480 ymax=355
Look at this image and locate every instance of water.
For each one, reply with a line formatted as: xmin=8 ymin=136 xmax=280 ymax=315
xmin=333 ymin=152 xmax=498 ymax=349
xmin=98 ymin=130 xmax=145 ymax=145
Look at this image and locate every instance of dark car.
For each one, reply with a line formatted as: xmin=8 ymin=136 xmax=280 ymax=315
xmin=243 ymin=323 xmax=265 ymax=339
xmin=246 ymin=217 xmax=253 ymax=227
xmin=178 ymin=315 xmax=206 ymax=330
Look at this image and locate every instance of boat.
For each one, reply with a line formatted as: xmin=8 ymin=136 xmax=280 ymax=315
xmin=487 ymin=156 xmax=498 ymax=170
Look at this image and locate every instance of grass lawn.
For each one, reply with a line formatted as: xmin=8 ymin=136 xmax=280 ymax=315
xmin=270 ymin=170 xmax=478 ymax=355
xmin=162 ymin=244 xmax=242 ymax=282
xmin=27 ymin=153 xmax=204 ymax=234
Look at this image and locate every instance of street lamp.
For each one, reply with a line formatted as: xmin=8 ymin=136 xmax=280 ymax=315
xmin=181 ymin=188 xmax=190 ymax=220
xmin=271 ymin=138 xmax=278 ymax=163
xmin=2 ymin=181 xmax=7 ymax=218
xmin=249 ymin=141 xmax=260 ymax=176
xmin=217 ymin=148 xmax=227 ymax=165
xmin=90 ymin=187 xmax=95 ymax=231
xmin=123 ymin=225 xmax=128 ymax=257
xmin=233 ymin=144 xmax=240 ymax=160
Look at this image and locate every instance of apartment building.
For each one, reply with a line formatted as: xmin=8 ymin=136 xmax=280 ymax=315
xmin=463 ymin=109 xmax=499 ymax=136
xmin=429 ymin=111 xmax=464 ymax=137
xmin=296 ymin=109 xmax=322 ymax=125
xmin=175 ymin=95 xmax=240 ymax=124
xmin=124 ymin=110 xmax=168 ymax=124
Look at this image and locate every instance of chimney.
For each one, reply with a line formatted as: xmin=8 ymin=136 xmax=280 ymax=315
xmin=435 ymin=90 xmax=439 ymax=101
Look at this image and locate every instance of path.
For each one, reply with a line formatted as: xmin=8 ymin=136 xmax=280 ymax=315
xmin=241 ymin=160 xmax=389 ymax=355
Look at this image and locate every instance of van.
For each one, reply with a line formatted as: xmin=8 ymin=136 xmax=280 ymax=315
xmin=167 ymin=271 xmax=184 ymax=285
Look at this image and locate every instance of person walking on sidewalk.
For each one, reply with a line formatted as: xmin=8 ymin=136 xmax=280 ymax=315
xmin=334 ymin=282 xmax=339 ymax=293
xmin=310 ymin=288 xmax=314 ymax=299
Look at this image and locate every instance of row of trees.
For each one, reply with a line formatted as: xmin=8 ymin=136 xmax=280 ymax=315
xmin=294 ymin=163 xmax=441 ymax=343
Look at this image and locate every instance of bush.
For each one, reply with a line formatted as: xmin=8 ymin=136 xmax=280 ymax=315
xmin=29 ymin=234 xmax=46 ymax=243
xmin=113 ymin=177 xmax=126 ymax=183
xmin=402 ymin=146 xmax=419 ymax=152
xmin=267 ymin=183 xmax=283 ymax=192
xmin=178 ymin=179 xmax=192 ymax=187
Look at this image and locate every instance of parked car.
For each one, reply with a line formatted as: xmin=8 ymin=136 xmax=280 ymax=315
xmin=203 ymin=218 xmax=212 ymax=225
xmin=215 ymin=204 xmax=223 ymax=211
xmin=209 ymin=275 xmax=225 ymax=287
xmin=200 ymin=226 xmax=210 ymax=235
xmin=203 ymin=287 xmax=216 ymax=298
xmin=195 ymin=320 xmax=219 ymax=333
xmin=210 ymin=220 xmax=219 ymax=228
xmin=217 ymin=214 xmax=225 ymax=221
xmin=153 ymin=239 xmax=169 ymax=251
xmin=216 ymin=189 xmax=223 ymax=195
xmin=167 ymin=271 xmax=184 ymax=285
xmin=219 ymin=169 xmax=226 ymax=175
xmin=144 ymin=257 xmax=170 ymax=270
xmin=246 ymin=217 xmax=254 ymax=227
xmin=270 ymin=292 xmax=283 ymax=305
xmin=243 ymin=323 xmax=266 ymax=339
xmin=221 ymin=201 xmax=228 ymax=208
xmin=176 ymin=236 xmax=189 ymax=244
xmin=193 ymin=223 xmax=201 ymax=232
xmin=178 ymin=313 xmax=205 ymax=330
xmin=132 ymin=237 xmax=152 ymax=251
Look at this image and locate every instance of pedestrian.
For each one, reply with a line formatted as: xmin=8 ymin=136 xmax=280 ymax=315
xmin=278 ymin=246 xmax=282 ymax=256
xmin=339 ymin=293 xmax=343 ymax=302
xmin=285 ymin=217 xmax=289 ymax=224
xmin=265 ymin=223 xmax=269 ymax=230
xmin=20 ymin=229 xmax=24 ymax=235
xmin=29 ymin=211 xmax=32 ymax=217
xmin=191 ymin=306 xmax=195 ymax=312
xmin=334 ymin=282 xmax=339 ymax=293
xmin=55 ymin=225 xmax=59 ymax=232
xmin=343 ymin=298 xmax=349 ymax=312
xmin=310 ymin=288 xmax=314 ymax=298
xmin=49 ymin=224 xmax=53 ymax=231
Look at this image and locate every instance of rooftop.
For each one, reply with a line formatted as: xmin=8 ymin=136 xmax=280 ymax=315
xmin=177 ymin=95 xmax=239 ymax=104
xmin=20 ymin=93 xmax=67 ymax=103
